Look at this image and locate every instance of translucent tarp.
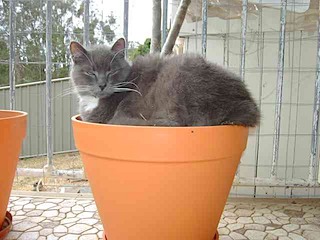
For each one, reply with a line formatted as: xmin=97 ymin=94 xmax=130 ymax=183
xmin=182 ymin=0 xmax=318 ymax=31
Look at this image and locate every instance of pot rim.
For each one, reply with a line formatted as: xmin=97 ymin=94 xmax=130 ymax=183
xmin=0 ymin=110 xmax=28 ymax=121
xmin=72 ymin=114 xmax=247 ymax=130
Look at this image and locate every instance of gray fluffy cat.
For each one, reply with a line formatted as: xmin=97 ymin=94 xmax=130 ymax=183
xmin=70 ymin=38 xmax=260 ymax=127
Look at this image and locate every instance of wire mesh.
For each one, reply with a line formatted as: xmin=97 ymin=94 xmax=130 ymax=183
xmin=182 ymin=0 xmax=320 ymax=197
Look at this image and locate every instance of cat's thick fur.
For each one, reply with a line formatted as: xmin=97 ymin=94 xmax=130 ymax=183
xmin=70 ymin=38 xmax=260 ymax=127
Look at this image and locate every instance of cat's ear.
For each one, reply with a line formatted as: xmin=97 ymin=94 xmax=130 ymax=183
xmin=111 ymin=38 xmax=126 ymax=56
xmin=70 ymin=41 xmax=88 ymax=64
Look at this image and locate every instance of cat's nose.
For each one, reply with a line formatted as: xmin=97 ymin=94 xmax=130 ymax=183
xmin=99 ymin=84 xmax=106 ymax=91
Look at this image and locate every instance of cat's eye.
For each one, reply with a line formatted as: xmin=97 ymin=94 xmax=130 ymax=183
xmin=85 ymin=71 xmax=96 ymax=77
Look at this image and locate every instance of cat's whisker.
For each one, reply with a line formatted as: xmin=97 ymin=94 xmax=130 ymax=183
xmin=54 ymin=87 xmax=77 ymax=96
xmin=113 ymin=87 xmax=142 ymax=96
xmin=114 ymin=75 xmax=140 ymax=89
xmin=127 ymin=75 xmax=140 ymax=84
xmin=52 ymin=90 xmax=81 ymax=99
xmin=73 ymin=85 xmax=94 ymax=91
xmin=52 ymin=87 xmax=94 ymax=99
xmin=52 ymin=91 xmax=77 ymax=99
xmin=61 ymin=85 xmax=91 ymax=92
xmin=75 ymin=87 xmax=93 ymax=91
xmin=114 ymin=82 xmax=140 ymax=91
xmin=110 ymin=48 xmax=128 ymax=65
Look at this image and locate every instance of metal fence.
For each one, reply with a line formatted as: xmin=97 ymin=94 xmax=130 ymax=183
xmin=0 ymin=0 xmax=320 ymax=197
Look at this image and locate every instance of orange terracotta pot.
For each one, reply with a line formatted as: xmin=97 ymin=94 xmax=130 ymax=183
xmin=0 ymin=110 xmax=27 ymax=232
xmin=72 ymin=115 xmax=248 ymax=240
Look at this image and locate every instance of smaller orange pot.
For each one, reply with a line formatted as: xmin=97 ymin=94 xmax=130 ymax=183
xmin=72 ymin=115 xmax=248 ymax=240
xmin=0 ymin=110 xmax=27 ymax=233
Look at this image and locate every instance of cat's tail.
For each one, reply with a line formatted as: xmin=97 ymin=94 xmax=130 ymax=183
xmin=222 ymin=100 xmax=260 ymax=127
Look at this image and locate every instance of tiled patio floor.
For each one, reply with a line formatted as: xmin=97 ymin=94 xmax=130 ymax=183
xmin=4 ymin=192 xmax=320 ymax=240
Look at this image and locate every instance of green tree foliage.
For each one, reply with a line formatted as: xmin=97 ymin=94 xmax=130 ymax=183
xmin=128 ymin=38 xmax=151 ymax=61
xmin=0 ymin=0 xmax=116 ymax=87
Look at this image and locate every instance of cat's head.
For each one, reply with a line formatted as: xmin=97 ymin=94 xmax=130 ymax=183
xmin=69 ymin=38 xmax=131 ymax=99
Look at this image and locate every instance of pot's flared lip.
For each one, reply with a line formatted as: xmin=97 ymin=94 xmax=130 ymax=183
xmin=0 ymin=110 xmax=28 ymax=121
xmin=72 ymin=114 xmax=249 ymax=162
xmin=71 ymin=114 xmax=244 ymax=130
